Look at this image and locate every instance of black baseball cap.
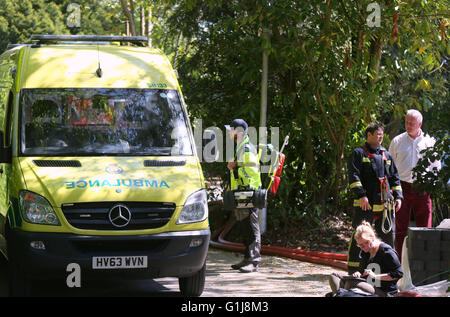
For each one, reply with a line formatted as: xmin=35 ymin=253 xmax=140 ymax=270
xmin=225 ymin=118 xmax=248 ymax=132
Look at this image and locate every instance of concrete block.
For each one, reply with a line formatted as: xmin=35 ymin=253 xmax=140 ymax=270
xmin=408 ymin=227 xmax=441 ymax=241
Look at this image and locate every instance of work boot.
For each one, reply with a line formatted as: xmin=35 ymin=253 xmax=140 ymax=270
xmin=231 ymin=259 xmax=250 ymax=270
xmin=239 ymin=263 xmax=258 ymax=273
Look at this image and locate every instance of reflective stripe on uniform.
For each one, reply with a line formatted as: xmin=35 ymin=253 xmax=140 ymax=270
xmin=347 ymin=261 xmax=360 ymax=268
xmin=362 ymin=157 xmax=370 ymax=163
xmin=353 ymin=199 xmax=383 ymax=211
xmin=391 ymin=185 xmax=402 ymax=191
xmin=372 ymin=205 xmax=384 ymax=212
xmin=350 ymin=181 xmax=362 ymax=189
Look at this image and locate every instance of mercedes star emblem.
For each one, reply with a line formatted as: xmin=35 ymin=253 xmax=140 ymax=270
xmin=108 ymin=204 xmax=132 ymax=228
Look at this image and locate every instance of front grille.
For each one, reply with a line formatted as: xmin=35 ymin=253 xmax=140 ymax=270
xmin=33 ymin=160 xmax=81 ymax=167
xmin=62 ymin=202 xmax=176 ymax=230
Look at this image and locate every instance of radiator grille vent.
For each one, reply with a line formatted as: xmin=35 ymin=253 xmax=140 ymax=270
xmin=33 ymin=160 xmax=81 ymax=167
xmin=143 ymin=160 xmax=186 ymax=167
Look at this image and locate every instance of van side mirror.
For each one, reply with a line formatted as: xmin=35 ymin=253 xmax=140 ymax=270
xmin=0 ymin=131 xmax=12 ymax=163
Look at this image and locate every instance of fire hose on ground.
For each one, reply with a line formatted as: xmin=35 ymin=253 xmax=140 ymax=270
xmin=209 ymin=215 xmax=348 ymax=271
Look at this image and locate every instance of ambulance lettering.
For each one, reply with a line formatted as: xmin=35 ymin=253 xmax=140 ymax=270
xmin=65 ymin=179 xmax=170 ymax=189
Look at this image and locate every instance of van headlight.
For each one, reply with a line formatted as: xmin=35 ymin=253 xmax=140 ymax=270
xmin=176 ymin=189 xmax=208 ymax=224
xmin=19 ymin=191 xmax=60 ymax=225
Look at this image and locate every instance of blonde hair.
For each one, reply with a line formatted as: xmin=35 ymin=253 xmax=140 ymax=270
xmin=354 ymin=221 xmax=380 ymax=243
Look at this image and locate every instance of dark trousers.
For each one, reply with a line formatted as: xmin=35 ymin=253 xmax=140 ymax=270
xmin=395 ymin=181 xmax=432 ymax=259
xmin=347 ymin=208 xmax=394 ymax=273
xmin=236 ymin=208 xmax=261 ymax=264
xmin=329 ymin=272 xmax=387 ymax=297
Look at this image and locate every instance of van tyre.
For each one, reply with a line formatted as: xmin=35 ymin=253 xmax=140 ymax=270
xmin=9 ymin=259 xmax=32 ymax=297
xmin=178 ymin=262 xmax=206 ymax=297
xmin=6 ymin=224 xmax=32 ymax=296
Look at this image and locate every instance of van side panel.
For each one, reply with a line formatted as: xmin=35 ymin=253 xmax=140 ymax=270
xmin=0 ymin=49 xmax=19 ymax=255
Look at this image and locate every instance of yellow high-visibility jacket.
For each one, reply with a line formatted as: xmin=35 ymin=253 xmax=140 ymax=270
xmin=230 ymin=134 xmax=262 ymax=190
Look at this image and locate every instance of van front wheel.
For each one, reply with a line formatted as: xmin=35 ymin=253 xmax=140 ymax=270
xmin=9 ymin=260 xmax=32 ymax=297
xmin=178 ymin=263 xmax=206 ymax=297
xmin=6 ymin=225 xmax=32 ymax=297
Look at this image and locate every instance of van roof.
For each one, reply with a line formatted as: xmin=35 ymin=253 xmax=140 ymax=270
xmin=17 ymin=36 xmax=178 ymax=90
xmin=30 ymin=34 xmax=149 ymax=46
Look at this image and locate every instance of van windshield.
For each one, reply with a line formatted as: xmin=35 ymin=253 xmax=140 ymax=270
xmin=20 ymin=88 xmax=193 ymax=156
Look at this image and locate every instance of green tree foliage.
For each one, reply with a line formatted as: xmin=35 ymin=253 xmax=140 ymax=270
xmin=0 ymin=0 xmax=123 ymax=51
xmin=0 ymin=0 xmax=67 ymax=50
xmin=160 ymin=0 xmax=449 ymax=227
xmin=0 ymin=0 xmax=447 ymax=229
xmin=59 ymin=0 xmax=123 ymax=36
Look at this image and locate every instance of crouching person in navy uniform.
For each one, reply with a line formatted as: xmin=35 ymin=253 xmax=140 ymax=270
xmin=329 ymin=221 xmax=403 ymax=297
xmin=347 ymin=123 xmax=403 ymax=274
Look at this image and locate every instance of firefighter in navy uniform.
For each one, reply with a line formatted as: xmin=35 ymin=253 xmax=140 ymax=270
xmin=225 ymin=119 xmax=262 ymax=273
xmin=347 ymin=123 xmax=403 ymax=274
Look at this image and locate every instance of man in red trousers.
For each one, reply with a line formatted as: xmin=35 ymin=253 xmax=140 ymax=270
xmin=389 ymin=109 xmax=441 ymax=259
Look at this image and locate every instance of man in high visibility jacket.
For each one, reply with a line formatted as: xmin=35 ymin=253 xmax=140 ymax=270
xmin=347 ymin=123 xmax=403 ymax=273
xmin=225 ymin=119 xmax=262 ymax=273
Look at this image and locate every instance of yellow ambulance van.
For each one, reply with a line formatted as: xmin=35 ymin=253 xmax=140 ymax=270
xmin=0 ymin=35 xmax=209 ymax=296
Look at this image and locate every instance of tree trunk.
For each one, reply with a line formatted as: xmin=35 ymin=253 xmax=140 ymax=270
xmin=141 ymin=6 xmax=145 ymax=36
xmin=120 ymin=0 xmax=136 ymax=36
xmin=173 ymin=31 xmax=183 ymax=67
xmin=146 ymin=3 xmax=152 ymax=47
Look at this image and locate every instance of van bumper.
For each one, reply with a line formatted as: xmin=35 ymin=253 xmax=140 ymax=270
xmin=8 ymin=228 xmax=210 ymax=280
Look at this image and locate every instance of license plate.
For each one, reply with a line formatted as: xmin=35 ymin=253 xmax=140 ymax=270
xmin=92 ymin=256 xmax=148 ymax=269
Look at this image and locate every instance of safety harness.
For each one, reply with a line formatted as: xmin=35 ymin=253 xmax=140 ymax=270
xmin=361 ymin=145 xmax=395 ymax=234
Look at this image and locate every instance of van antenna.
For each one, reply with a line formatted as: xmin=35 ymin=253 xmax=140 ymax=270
xmin=96 ymin=45 xmax=103 ymax=78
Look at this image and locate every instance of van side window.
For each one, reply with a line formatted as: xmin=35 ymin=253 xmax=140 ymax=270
xmin=4 ymin=91 xmax=13 ymax=147
xmin=0 ymin=89 xmax=7 ymax=130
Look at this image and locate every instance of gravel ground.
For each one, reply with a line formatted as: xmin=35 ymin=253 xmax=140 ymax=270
xmin=0 ymin=247 xmax=345 ymax=297
xmin=203 ymin=247 xmax=345 ymax=297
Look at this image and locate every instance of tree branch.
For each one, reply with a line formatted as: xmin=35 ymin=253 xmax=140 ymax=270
xmin=301 ymin=42 xmax=338 ymax=146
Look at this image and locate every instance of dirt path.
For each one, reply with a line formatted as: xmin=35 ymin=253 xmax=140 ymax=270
xmin=203 ymin=247 xmax=345 ymax=297
xmin=0 ymin=247 xmax=345 ymax=297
